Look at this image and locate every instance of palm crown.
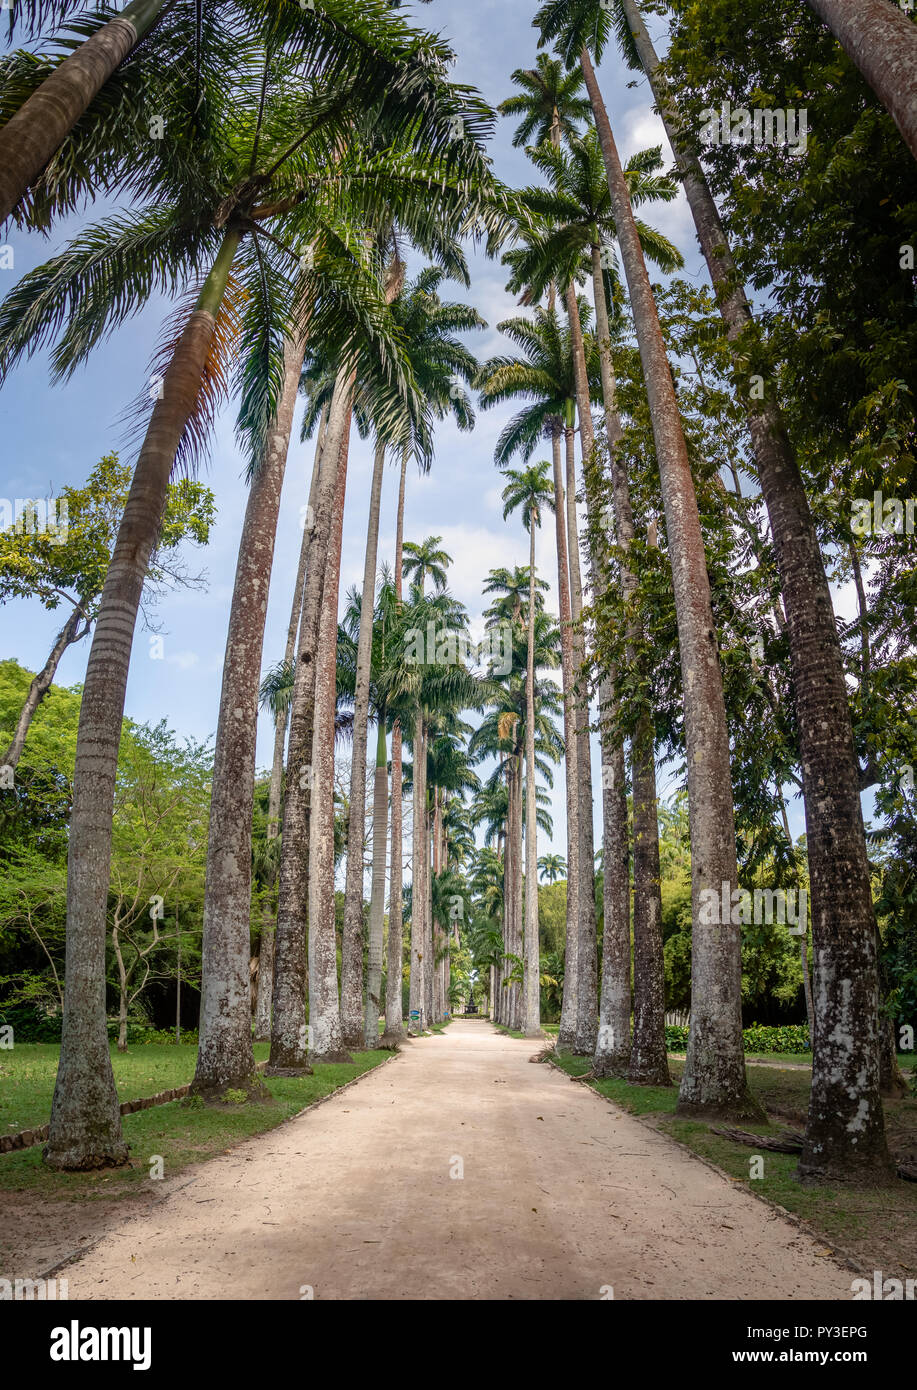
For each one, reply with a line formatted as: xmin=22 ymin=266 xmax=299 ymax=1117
xmin=497 ymin=53 xmax=592 ymax=148
xmin=477 ymin=305 xmax=602 ymax=465
xmin=509 ymin=131 xmax=683 ymax=304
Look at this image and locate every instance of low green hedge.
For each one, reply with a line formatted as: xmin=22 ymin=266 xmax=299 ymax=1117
xmin=664 ymin=1023 xmax=811 ymax=1054
xmin=742 ymin=1023 xmax=811 ymax=1054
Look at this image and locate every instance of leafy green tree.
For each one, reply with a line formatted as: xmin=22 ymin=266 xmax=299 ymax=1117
xmin=107 ymin=721 xmax=210 ymax=1050
xmin=0 ymin=453 xmax=213 ymax=772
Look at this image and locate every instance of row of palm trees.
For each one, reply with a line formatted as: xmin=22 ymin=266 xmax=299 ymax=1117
xmin=477 ymin=0 xmax=915 ymax=1183
xmin=1 ymin=0 xmax=912 ymax=1188
xmin=0 ymin=0 xmax=513 ymax=1168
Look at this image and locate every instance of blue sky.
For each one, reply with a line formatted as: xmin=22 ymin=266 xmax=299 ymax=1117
xmin=2 ymin=0 xmax=842 ymax=857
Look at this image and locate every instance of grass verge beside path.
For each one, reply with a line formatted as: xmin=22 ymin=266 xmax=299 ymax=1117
xmin=667 ymin=1050 xmax=917 ymax=1070
xmin=1 ymin=1042 xmax=266 ymax=1137
xmin=551 ymin=1053 xmax=917 ymax=1280
xmin=0 ymin=1047 xmax=390 ymax=1200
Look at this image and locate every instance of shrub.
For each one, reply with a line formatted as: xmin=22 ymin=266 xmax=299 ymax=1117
xmin=0 ymin=1004 xmax=61 ymax=1042
xmin=664 ymin=1022 xmax=811 ymax=1055
xmin=742 ymin=1023 xmax=811 ymax=1054
xmin=141 ymin=1028 xmax=199 ymax=1045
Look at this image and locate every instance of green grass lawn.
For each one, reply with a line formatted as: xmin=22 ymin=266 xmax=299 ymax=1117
xmin=669 ymin=1050 xmax=917 ymax=1070
xmin=0 ymin=1042 xmax=274 ymax=1136
xmin=551 ymin=1052 xmax=917 ymax=1278
xmin=492 ymin=1022 xmax=560 ymax=1040
xmin=0 ymin=1044 xmax=390 ymax=1198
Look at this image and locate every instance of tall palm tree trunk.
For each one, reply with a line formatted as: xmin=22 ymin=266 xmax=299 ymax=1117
xmin=0 ymin=0 xmax=174 ymax=224
xmin=590 ymin=243 xmax=666 ymax=1083
xmin=270 ymin=367 xmax=353 ymax=1071
xmin=194 ymin=334 xmax=306 ymax=1096
xmin=3 ymin=601 xmax=88 ymax=770
xmin=364 ymin=718 xmax=389 ymax=1047
xmin=439 ymin=799 xmax=448 ymax=1017
xmin=621 ymin=0 xmax=890 ymax=1165
xmin=552 ymin=430 xmax=580 ymax=1052
xmin=432 ymin=792 xmax=444 ymax=1022
xmin=545 ymin=115 xmax=581 ymax=1052
xmin=409 ymin=713 xmax=426 ymax=1029
xmin=423 ymin=784 xmax=435 ymax=1026
xmin=45 ymin=226 xmax=241 ymax=1169
xmin=806 ymin=0 xmax=917 ymax=161
xmin=561 ymin=383 xmax=597 ymax=1056
xmin=307 ymin=409 xmax=353 ymax=1063
xmin=265 ymin=406 xmax=327 ymax=838
xmin=581 ymin=48 xmax=759 ymax=1120
xmin=524 ymin=519 xmax=541 ymax=1037
xmin=254 ymin=923 xmax=274 ymax=1043
xmin=383 ymin=446 xmax=410 ymax=1042
xmin=498 ymin=814 xmax=510 ymax=1026
xmin=629 ymin=741 xmax=670 ymax=1085
xmin=573 ymin=266 xmax=632 ymax=1077
xmin=384 ymin=717 xmax=405 ymax=1041
xmin=595 ymin=733 xmax=630 ymax=1072
xmin=442 ymin=813 xmax=452 ymax=1015
xmin=341 ymin=439 xmax=388 ymax=1049
xmin=511 ymin=752 xmax=524 ymax=1029
xmin=255 ymin=407 xmax=327 ymax=1040
xmin=581 ymin=377 xmax=632 ymax=1078
xmin=503 ymin=767 xmax=513 ymax=1028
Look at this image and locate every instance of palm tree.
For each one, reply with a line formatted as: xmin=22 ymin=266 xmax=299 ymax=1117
xmin=0 ymin=0 xmax=495 ymax=227
xmin=396 ymin=550 xmax=450 ymax=1027
xmin=473 ymin=582 xmax=561 ymax=1031
xmin=585 ymin=0 xmax=893 ymax=1172
xmin=403 ymin=536 xmax=452 ymax=596
xmin=513 ymin=130 xmax=683 ymax=310
xmin=39 ymin=224 xmax=241 ymax=1166
xmin=498 ymin=50 xmax=590 ymax=320
xmin=506 ymin=127 xmax=682 ymax=1075
xmin=538 ymin=852 xmax=566 ymax=883
xmin=442 ymin=795 xmax=476 ymax=870
xmin=501 ymin=461 xmax=554 ymax=1036
xmin=805 ymin=0 xmax=917 ymax=161
xmin=196 ymin=124 xmax=491 ymax=1089
xmin=534 ymin=4 xmax=760 ymax=1121
xmin=327 ymin=264 xmax=485 ymax=1048
xmin=370 ymin=268 xmax=485 ymax=1036
xmin=477 ymin=307 xmax=601 ymax=1053
xmin=426 ymin=728 xmax=480 ymax=1018
xmin=336 ymin=574 xmax=409 ymax=1047
xmin=497 ymin=59 xmax=602 ymax=1054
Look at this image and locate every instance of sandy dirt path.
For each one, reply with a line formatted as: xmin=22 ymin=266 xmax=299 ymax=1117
xmin=63 ymin=1021 xmax=854 ymax=1300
